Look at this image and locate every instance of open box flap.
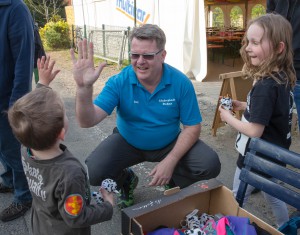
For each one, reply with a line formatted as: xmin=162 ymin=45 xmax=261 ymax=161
xmin=122 ymin=179 xmax=223 ymax=235
xmin=123 ymin=179 xmax=223 ymax=217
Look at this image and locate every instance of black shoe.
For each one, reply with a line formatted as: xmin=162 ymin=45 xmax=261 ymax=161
xmin=117 ymin=168 xmax=139 ymax=209
xmin=0 ymin=183 xmax=14 ymax=193
xmin=0 ymin=201 xmax=32 ymax=222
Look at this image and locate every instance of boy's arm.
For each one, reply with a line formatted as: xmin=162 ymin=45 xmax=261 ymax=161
xmin=58 ymin=170 xmax=113 ymax=228
xmin=37 ymin=56 xmax=60 ymax=87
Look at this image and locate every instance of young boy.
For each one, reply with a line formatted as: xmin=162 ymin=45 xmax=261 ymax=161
xmin=7 ymin=56 xmax=114 ymax=235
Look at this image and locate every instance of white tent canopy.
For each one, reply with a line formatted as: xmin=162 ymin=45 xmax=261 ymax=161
xmin=72 ymin=0 xmax=207 ymax=81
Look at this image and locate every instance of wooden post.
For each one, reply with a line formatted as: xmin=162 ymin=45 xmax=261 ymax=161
xmin=211 ymin=71 xmax=253 ymax=136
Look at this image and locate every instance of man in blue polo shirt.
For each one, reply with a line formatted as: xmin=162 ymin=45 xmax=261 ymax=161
xmin=71 ymin=24 xmax=221 ymax=209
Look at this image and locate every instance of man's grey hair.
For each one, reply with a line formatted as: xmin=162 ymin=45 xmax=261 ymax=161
xmin=129 ymin=24 xmax=166 ymax=50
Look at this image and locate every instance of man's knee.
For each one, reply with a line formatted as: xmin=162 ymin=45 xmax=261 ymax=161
xmin=85 ymin=157 xmax=104 ymax=186
xmin=206 ymin=150 xmax=221 ymax=178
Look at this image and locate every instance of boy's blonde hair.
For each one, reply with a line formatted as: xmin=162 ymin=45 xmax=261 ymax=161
xmin=240 ymin=13 xmax=296 ymax=87
xmin=8 ymin=87 xmax=65 ymax=151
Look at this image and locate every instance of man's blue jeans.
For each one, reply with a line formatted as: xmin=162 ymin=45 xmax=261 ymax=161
xmin=0 ymin=114 xmax=32 ymax=203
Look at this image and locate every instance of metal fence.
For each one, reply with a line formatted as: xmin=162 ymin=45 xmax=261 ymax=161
xmin=72 ymin=24 xmax=131 ymax=68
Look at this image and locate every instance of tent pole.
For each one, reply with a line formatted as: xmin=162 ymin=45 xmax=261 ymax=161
xmin=244 ymin=0 xmax=248 ymax=29
xmin=134 ymin=0 xmax=137 ymax=27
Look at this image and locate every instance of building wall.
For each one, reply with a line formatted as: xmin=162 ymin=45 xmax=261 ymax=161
xmin=65 ymin=5 xmax=75 ymax=25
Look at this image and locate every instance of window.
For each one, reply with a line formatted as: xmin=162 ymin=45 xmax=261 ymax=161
xmin=212 ymin=7 xmax=224 ymax=28
xmin=251 ymin=4 xmax=266 ymax=19
xmin=230 ymin=6 xmax=243 ymax=29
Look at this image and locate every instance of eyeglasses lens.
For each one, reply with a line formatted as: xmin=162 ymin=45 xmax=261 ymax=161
xmin=130 ymin=54 xmax=155 ymax=60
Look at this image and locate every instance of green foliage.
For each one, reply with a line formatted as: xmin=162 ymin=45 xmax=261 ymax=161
xmin=40 ymin=20 xmax=70 ymax=50
xmin=230 ymin=6 xmax=243 ymax=28
xmin=251 ymin=4 xmax=266 ymax=19
xmin=50 ymin=14 xmax=63 ymax=23
xmin=212 ymin=7 xmax=224 ymax=28
xmin=24 ymin=0 xmax=67 ymax=27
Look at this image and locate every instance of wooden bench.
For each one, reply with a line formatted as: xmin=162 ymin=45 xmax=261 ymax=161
xmin=236 ymin=137 xmax=300 ymax=210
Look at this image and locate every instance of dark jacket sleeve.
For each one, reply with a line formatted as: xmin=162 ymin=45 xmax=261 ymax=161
xmin=34 ymin=25 xmax=46 ymax=68
xmin=8 ymin=2 xmax=34 ymax=107
xmin=266 ymin=0 xmax=277 ymax=12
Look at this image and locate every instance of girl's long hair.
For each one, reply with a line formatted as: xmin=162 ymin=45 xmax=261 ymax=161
xmin=240 ymin=13 xmax=296 ymax=87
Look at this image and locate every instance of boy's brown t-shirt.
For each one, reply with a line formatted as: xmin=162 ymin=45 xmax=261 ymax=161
xmin=21 ymin=144 xmax=113 ymax=235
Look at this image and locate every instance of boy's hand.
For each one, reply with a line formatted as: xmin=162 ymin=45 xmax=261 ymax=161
xmin=100 ymin=188 xmax=115 ymax=207
xmin=37 ymin=56 xmax=60 ymax=86
xmin=70 ymin=39 xmax=106 ymax=88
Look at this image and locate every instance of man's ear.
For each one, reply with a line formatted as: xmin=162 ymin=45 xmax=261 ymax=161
xmin=58 ymin=128 xmax=66 ymax=141
xmin=277 ymin=41 xmax=285 ymax=54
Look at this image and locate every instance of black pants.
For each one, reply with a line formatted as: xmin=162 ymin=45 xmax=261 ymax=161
xmin=85 ymin=128 xmax=221 ymax=189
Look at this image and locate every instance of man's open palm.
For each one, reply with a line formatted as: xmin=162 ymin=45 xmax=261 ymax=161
xmin=70 ymin=39 xmax=106 ymax=88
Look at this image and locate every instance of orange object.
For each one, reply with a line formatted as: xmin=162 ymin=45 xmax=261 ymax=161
xmin=64 ymin=194 xmax=83 ymax=216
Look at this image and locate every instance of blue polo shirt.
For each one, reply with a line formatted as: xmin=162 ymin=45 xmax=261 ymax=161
xmin=94 ymin=63 xmax=202 ymax=150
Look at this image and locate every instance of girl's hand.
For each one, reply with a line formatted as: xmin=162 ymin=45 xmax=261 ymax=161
xmin=232 ymin=100 xmax=246 ymax=111
xmin=218 ymin=105 xmax=234 ymax=123
xmin=37 ymin=56 xmax=60 ymax=86
xmin=70 ymin=39 xmax=106 ymax=88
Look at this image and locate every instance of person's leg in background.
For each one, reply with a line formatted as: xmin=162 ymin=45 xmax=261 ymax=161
xmin=263 ymin=192 xmax=289 ymax=228
xmin=293 ymin=68 xmax=300 ymax=132
xmin=0 ymin=114 xmax=32 ymax=222
xmin=289 ymin=65 xmax=300 ymax=219
xmin=232 ymin=167 xmax=255 ymax=202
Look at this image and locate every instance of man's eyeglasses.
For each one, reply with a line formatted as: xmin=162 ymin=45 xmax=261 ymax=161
xmin=129 ymin=49 xmax=163 ymax=60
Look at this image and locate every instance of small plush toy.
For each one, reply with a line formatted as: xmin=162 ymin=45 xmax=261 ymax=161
xmin=184 ymin=228 xmax=203 ymax=235
xmin=92 ymin=191 xmax=104 ymax=205
xmin=220 ymin=94 xmax=233 ymax=111
xmin=92 ymin=178 xmax=119 ymax=205
xmin=185 ymin=209 xmax=201 ymax=230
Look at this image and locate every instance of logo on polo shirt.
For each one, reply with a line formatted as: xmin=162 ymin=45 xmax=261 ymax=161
xmin=159 ymin=98 xmax=175 ymax=106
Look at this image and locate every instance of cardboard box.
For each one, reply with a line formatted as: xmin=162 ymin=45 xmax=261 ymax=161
xmin=121 ymin=179 xmax=282 ymax=235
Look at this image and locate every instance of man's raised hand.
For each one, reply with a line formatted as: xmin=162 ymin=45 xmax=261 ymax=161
xmin=70 ymin=39 xmax=106 ymax=88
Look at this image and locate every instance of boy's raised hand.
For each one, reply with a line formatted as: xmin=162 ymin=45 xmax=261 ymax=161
xmin=70 ymin=39 xmax=106 ymax=88
xmin=38 ymin=56 xmax=60 ymax=86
